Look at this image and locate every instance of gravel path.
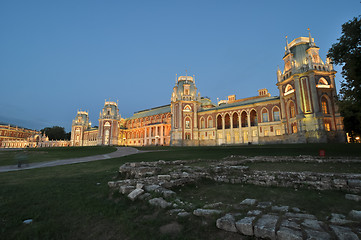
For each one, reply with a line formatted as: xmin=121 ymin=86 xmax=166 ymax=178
xmin=0 ymin=147 xmax=144 ymax=173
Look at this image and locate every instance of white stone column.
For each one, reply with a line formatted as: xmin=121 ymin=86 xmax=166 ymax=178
xmin=238 ymin=113 xmax=242 ymax=143
xmin=247 ymin=111 xmax=252 ymax=143
xmin=160 ymin=125 xmax=164 ymax=145
xmin=155 ymin=126 xmax=159 ymax=145
xmin=222 ymin=115 xmax=225 ymax=144
xmin=230 ymin=114 xmax=234 ymax=144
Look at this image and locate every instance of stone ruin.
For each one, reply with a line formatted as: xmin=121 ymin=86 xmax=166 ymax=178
xmin=108 ymin=156 xmax=361 ymax=239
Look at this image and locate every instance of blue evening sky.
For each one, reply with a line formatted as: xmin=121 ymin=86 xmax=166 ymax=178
xmin=0 ymin=1 xmax=359 ymax=132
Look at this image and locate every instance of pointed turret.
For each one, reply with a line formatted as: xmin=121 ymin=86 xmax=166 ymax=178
xmin=308 ymin=28 xmax=315 ymax=47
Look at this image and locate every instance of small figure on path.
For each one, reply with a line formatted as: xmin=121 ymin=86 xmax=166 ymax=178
xmin=15 ymin=151 xmax=28 ymax=168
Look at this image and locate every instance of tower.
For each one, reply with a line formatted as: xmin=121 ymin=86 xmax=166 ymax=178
xmin=276 ymin=31 xmax=345 ymax=142
xmin=97 ymin=100 xmax=121 ymax=146
xmin=71 ymin=111 xmax=91 ymax=146
xmin=170 ymin=74 xmax=201 ymax=146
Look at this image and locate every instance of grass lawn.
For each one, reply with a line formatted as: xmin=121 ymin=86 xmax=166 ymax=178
xmin=0 ymin=146 xmax=117 ymax=166
xmin=137 ymin=143 xmax=361 ymax=158
xmin=0 ymin=144 xmax=360 ymax=240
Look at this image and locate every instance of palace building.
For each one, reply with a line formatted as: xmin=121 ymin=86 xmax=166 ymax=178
xmin=71 ymin=34 xmax=345 ymax=146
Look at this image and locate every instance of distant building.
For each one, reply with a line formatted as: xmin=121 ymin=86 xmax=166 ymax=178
xmin=71 ymin=34 xmax=345 ymax=146
xmin=0 ymin=124 xmax=70 ymax=148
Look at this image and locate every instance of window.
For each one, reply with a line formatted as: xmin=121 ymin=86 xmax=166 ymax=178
xmin=276 ymin=129 xmax=281 ymax=135
xmin=185 ymin=120 xmax=190 ymax=129
xmin=292 ymin=123 xmax=297 ymax=133
xmin=217 ymin=115 xmax=222 ymax=129
xmin=321 ymin=97 xmax=329 ymax=114
xmin=273 ymin=109 xmax=280 ymax=121
xmin=225 ymin=114 xmax=231 ymax=129
xmin=201 ymin=118 xmax=205 ymax=129
xmin=289 ymin=102 xmax=296 ymax=118
xmin=250 ymin=110 xmax=257 ymax=126
xmin=324 ymin=121 xmax=331 ymax=131
xmin=185 ymin=133 xmax=191 ymax=140
xmin=262 ymin=111 xmax=268 ymax=122
xmin=208 ymin=117 xmax=213 ymax=128
xmin=264 ymin=130 xmax=269 ymax=136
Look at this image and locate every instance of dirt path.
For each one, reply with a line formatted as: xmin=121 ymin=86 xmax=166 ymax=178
xmin=0 ymin=147 xmax=144 ymax=173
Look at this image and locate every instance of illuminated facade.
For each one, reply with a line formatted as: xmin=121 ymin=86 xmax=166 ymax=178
xmin=0 ymin=124 xmax=70 ymax=148
xmin=71 ymin=34 xmax=345 ymax=146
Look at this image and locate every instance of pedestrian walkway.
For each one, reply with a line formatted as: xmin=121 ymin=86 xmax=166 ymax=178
xmin=0 ymin=147 xmax=144 ymax=173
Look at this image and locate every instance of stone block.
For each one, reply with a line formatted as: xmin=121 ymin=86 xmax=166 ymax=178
xmin=162 ymin=189 xmax=176 ymax=198
xmin=271 ymin=205 xmax=289 ymax=212
xmin=280 ymin=220 xmax=301 ymax=230
xmin=138 ymin=192 xmax=151 ymax=200
xmin=235 ymin=216 xmax=255 ymax=236
xmin=305 ymin=229 xmax=331 ymax=240
xmin=216 ymin=214 xmax=237 ymax=233
xmin=329 ymin=213 xmax=354 ymax=225
xmin=177 ymin=212 xmax=190 ymax=217
xmin=254 ymin=214 xmax=279 ymax=240
xmin=348 ymin=179 xmax=361 ymax=188
xmin=148 ymin=197 xmax=172 ymax=208
xmin=349 ymin=210 xmax=361 ymax=221
xmin=284 ymin=212 xmax=317 ymax=220
xmin=203 ymin=202 xmax=223 ymax=209
xmin=127 ymin=189 xmax=144 ymax=201
xmin=247 ymin=210 xmax=262 ymax=216
xmin=119 ymin=185 xmax=135 ymax=194
xmin=330 ymin=225 xmax=359 ymax=240
xmin=240 ymin=198 xmax=257 ymax=206
xmin=158 ymin=175 xmax=171 ymax=181
xmin=301 ymin=219 xmax=324 ymax=231
xmin=277 ymin=227 xmax=303 ymax=240
xmin=257 ymin=201 xmax=272 ymax=209
xmin=193 ymin=209 xmax=222 ymax=217
xmin=345 ymin=194 xmax=361 ymax=202
xmin=144 ymin=184 xmax=161 ymax=192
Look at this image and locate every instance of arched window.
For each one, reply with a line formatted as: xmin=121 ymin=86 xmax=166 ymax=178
xmin=185 ymin=133 xmax=191 ymax=140
xmin=217 ymin=115 xmax=222 ymax=130
xmin=207 ymin=116 xmax=213 ymax=128
xmin=291 ymin=123 xmax=297 ymax=133
xmin=241 ymin=111 xmax=247 ymax=127
xmin=250 ymin=110 xmax=257 ymax=126
xmin=233 ymin=113 xmax=239 ymax=128
xmin=317 ymin=77 xmax=331 ymax=88
xmin=184 ymin=117 xmax=191 ymax=129
xmin=324 ymin=120 xmax=331 ymax=131
xmin=225 ymin=114 xmax=231 ymax=129
xmin=321 ymin=97 xmax=329 ymax=114
xmin=184 ymin=105 xmax=192 ymax=112
xmin=284 ymin=84 xmax=295 ymax=95
xmin=273 ymin=107 xmax=280 ymax=121
xmin=289 ymin=101 xmax=296 ymax=118
xmin=261 ymin=108 xmax=269 ymax=122
xmin=200 ymin=117 xmax=205 ymax=129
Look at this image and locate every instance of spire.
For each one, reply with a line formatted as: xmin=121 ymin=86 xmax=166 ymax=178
xmin=175 ymin=73 xmax=177 ymax=85
xmin=193 ymin=74 xmax=195 ymax=84
xmin=285 ymin=36 xmax=291 ymax=54
xmin=308 ymin=28 xmax=315 ymax=47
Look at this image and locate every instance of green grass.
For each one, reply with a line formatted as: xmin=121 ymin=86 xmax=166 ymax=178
xmin=175 ymin=179 xmax=361 ymax=220
xmin=137 ymin=143 xmax=361 ymax=158
xmin=1 ymin=144 xmax=361 ymax=239
xmin=0 ymin=146 xmax=117 ymax=166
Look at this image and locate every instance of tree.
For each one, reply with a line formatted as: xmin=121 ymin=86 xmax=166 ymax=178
xmin=41 ymin=126 xmax=70 ymax=140
xmin=328 ymin=16 xmax=361 ymax=141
